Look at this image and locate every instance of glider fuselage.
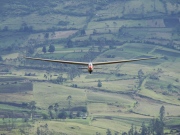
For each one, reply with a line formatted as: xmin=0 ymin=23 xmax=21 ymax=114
xmin=88 ymin=63 xmax=93 ymax=74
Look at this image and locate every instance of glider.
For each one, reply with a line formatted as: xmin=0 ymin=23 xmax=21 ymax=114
xmin=25 ymin=57 xmax=157 ymax=74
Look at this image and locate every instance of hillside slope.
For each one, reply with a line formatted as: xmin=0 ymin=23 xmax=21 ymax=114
xmin=0 ymin=0 xmax=180 ymax=135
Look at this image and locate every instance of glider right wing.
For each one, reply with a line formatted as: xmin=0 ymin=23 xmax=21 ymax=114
xmin=25 ymin=57 xmax=88 ymax=66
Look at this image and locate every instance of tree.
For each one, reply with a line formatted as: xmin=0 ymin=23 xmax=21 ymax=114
xmin=28 ymin=101 xmax=36 ymax=120
xmin=19 ymin=128 xmax=26 ymax=135
xmin=138 ymin=69 xmax=145 ymax=88
xmin=48 ymin=44 xmax=55 ymax=53
xmin=27 ymin=47 xmax=35 ymax=54
xmin=109 ymin=45 xmax=115 ymax=49
xmin=3 ymin=26 xmax=8 ymax=31
xmin=44 ymin=33 xmax=49 ymax=39
xmin=6 ymin=46 xmax=13 ymax=52
xmin=42 ymin=113 xmax=48 ymax=119
xmin=66 ymin=40 xmax=73 ymax=48
xmin=44 ymin=74 xmax=47 ymax=80
xmin=93 ymin=29 xmax=97 ymax=34
xmin=175 ymin=78 xmax=179 ymax=82
xmin=148 ymin=106 xmax=165 ymax=135
xmin=54 ymin=103 xmax=59 ymax=119
xmin=159 ymin=106 xmax=165 ymax=135
xmin=159 ymin=106 xmax=165 ymax=122
xmin=76 ymin=111 xmax=81 ymax=117
xmin=69 ymin=111 xmax=73 ymax=119
xmin=106 ymin=129 xmax=112 ymax=135
xmin=134 ymin=126 xmax=139 ymax=135
xmin=114 ymin=131 xmax=119 ymax=135
xmin=167 ymin=84 xmax=173 ymax=91
xmin=140 ymin=122 xmax=147 ymax=135
xmin=58 ymin=21 xmax=69 ymax=26
xmin=98 ymin=45 xmax=103 ymax=52
xmin=80 ymin=29 xmax=86 ymax=36
xmin=154 ymin=118 xmax=161 ymax=135
xmin=0 ymin=56 xmax=3 ymax=61
xmin=58 ymin=111 xmax=67 ymax=119
xmin=149 ymin=119 xmax=155 ymax=135
xmin=138 ymin=69 xmax=144 ymax=79
xmin=67 ymin=95 xmax=72 ymax=111
xmin=56 ymin=75 xmax=64 ymax=84
xmin=149 ymin=73 xmax=159 ymax=80
xmin=37 ymin=127 xmax=40 ymax=135
xmin=128 ymin=124 xmax=134 ymax=135
xmin=48 ymin=105 xmax=54 ymax=119
xmin=42 ymin=46 xmax=47 ymax=53
xmin=97 ymin=80 xmax=102 ymax=87
xmin=19 ymin=23 xmax=33 ymax=32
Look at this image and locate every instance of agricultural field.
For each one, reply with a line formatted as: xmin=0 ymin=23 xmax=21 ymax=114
xmin=0 ymin=0 xmax=180 ymax=134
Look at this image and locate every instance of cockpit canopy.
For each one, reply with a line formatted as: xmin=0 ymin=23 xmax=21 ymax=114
xmin=88 ymin=63 xmax=93 ymax=66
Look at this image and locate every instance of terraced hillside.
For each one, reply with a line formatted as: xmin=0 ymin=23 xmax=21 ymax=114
xmin=0 ymin=0 xmax=180 ymax=134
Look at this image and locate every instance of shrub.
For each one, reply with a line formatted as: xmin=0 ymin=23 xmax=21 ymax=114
xmin=97 ymin=80 xmax=102 ymax=87
xmin=42 ymin=113 xmax=49 ymax=119
xmin=58 ymin=111 xmax=67 ymax=119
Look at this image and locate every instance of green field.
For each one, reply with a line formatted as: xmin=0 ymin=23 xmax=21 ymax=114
xmin=0 ymin=0 xmax=180 ymax=134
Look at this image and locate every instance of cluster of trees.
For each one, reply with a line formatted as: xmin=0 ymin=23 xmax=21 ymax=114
xmin=58 ymin=21 xmax=69 ymax=26
xmin=55 ymin=75 xmax=67 ymax=84
xmin=1 ymin=112 xmax=17 ymax=131
xmin=1 ymin=23 xmax=33 ymax=33
xmin=149 ymin=73 xmax=159 ymax=80
xmin=21 ymin=100 xmax=86 ymax=121
xmin=167 ymin=84 xmax=178 ymax=93
xmin=47 ymin=96 xmax=87 ymax=120
xmin=0 ymin=101 xmax=37 ymax=134
xmin=24 ymin=73 xmax=36 ymax=76
xmin=101 ymin=106 xmax=166 ymax=135
xmin=71 ymin=84 xmax=78 ymax=88
xmin=42 ymin=45 xmax=55 ymax=53
xmin=65 ymin=38 xmax=124 ymax=49
xmin=47 ymin=106 xmax=87 ymax=120
xmin=24 ymin=57 xmax=81 ymax=81
xmin=0 ymin=43 xmax=21 ymax=53
xmin=19 ymin=23 xmax=33 ymax=32
xmin=43 ymin=73 xmax=69 ymax=84
xmin=121 ymin=106 xmax=166 ymax=135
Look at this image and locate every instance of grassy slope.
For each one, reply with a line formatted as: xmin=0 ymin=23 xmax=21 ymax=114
xmin=0 ymin=0 xmax=180 ymax=134
xmin=33 ymin=82 xmax=86 ymax=109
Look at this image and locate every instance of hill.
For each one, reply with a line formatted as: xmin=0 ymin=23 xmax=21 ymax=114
xmin=0 ymin=0 xmax=180 ymax=134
